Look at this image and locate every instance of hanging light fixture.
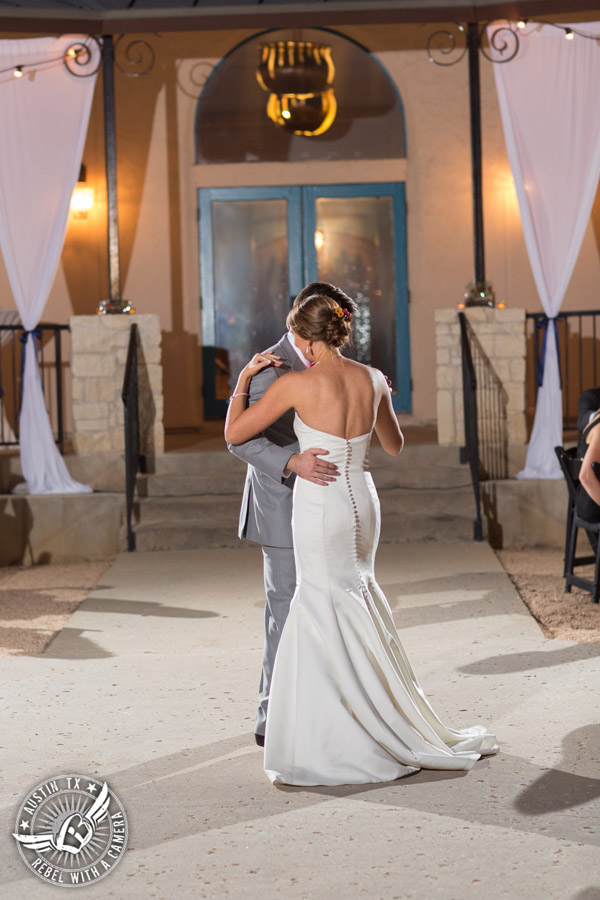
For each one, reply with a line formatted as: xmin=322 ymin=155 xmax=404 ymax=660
xmin=256 ymin=40 xmax=337 ymax=137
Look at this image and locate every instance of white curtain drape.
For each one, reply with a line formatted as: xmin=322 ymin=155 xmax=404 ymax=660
xmin=489 ymin=22 xmax=600 ymax=478
xmin=0 ymin=36 xmax=99 ymax=493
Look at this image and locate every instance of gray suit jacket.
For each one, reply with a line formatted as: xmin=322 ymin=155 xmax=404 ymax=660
xmin=227 ymin=334 xmax=305 ymax=549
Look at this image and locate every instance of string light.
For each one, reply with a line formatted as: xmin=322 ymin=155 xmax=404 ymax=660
xmin=514 ymin=21 xmax=600 ymax=41
xmin=1 ymin=43 xmax=92 ymax=80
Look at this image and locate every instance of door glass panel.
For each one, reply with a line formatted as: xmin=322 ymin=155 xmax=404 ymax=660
xmin=313 ymin=196 xmax=396 ymax=383
xmin=212 ymin=199 xmax=289 ymax=397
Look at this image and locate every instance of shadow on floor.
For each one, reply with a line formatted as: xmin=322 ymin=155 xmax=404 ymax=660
xmin=389 ymin=595 xmax=522 ymax=632
xmin=81 ymin=598 xmax=220 ymax=619
xmin=62 ymin=731 xmax=598 ymax=858
xmin=458 ymin=643 xmax=600 ymax=675
xmin=514 ymin=725 xmax=600 ymax=814
xmin=40 ymin=627 xmax=114 ymax=659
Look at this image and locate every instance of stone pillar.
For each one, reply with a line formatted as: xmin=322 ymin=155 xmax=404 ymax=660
xmin=70 ymin=314 xmax=164 ymax=457
xmin=435 ymin=307 xmax=526 ymax=446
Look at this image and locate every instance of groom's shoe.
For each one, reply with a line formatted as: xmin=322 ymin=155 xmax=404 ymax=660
xmin=254 ymin=733 xmax=265 ymax=747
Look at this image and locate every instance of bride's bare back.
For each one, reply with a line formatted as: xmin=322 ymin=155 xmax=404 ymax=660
xmin=293 ymin=358 xmax=380 ymax=440
xmin=284 ymin=358 xmax=402 ymax=456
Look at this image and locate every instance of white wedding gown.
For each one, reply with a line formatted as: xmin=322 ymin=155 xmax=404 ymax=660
xmin=263 ymin=414 xmax=498 ymax=786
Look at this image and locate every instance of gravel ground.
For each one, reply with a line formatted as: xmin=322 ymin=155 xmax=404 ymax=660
xmin=497 ymin=548 xmax=600 ymax=643
xmin=1 ymin=549 xmax=598 ymax=658
xmin=0 ymin=560 xmax=112 ymax=657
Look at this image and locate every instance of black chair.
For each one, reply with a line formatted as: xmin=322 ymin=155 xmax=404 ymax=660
xmin=554 ymin=445 xmax=600 ymax=603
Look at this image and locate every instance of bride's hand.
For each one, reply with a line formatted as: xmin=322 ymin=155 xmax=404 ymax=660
xmin=243 ymin=352 xmax=282 ymax=376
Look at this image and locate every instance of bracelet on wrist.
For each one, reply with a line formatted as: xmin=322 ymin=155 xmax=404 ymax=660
xmin=228 ymin=391 xmax=249 ymax=402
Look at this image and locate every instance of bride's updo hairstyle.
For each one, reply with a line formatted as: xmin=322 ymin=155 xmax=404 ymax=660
xmin=286 ymin=292 xmax=354 ymax=349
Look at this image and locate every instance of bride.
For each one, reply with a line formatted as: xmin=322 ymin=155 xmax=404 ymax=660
xmin=225 ymin=290 xmax=498 ymax=786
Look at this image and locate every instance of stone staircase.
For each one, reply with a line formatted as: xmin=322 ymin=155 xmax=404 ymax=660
xmin=124 ymin=443 xmax=479 ymax=551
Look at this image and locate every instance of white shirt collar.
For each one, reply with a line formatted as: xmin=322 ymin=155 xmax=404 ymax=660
xmin=287 ymin=331 xmax=311 ymax=368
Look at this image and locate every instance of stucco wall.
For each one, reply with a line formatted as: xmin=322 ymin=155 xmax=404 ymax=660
xmin=0 ymin=25 xmax=598 ymax=434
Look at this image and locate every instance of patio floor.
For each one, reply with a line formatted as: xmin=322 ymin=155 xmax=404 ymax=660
xmin=1 ymin=541 xmax=599 ymax=899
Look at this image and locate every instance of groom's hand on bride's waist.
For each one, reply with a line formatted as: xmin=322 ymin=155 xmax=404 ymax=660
xmin=284 ymin=449 xmax=339 ymax=486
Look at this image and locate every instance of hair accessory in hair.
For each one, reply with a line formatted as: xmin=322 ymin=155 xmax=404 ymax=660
xmin=334 ymin=306 xmax=353 ymax=323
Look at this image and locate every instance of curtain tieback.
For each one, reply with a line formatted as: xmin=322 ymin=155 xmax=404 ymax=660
xmin=18 ymin=329 xmax=42 ymax=417
xmin=537 ymin=315 xmax=564 ymax=389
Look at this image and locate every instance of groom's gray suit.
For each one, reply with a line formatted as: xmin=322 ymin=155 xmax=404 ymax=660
xmin=227 ymin=334 xmax=306 ymax=737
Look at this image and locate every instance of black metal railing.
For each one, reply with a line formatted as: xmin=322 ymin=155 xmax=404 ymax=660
xmin=459 ymin=312 xmax=509 ymax=541
xmin=527 ymin=310 xmax=600 ymax=432
xmin=0 ymin=323 xmax=69 ymax=453
xmin=122 ymin=323 xmax=146 ymax=552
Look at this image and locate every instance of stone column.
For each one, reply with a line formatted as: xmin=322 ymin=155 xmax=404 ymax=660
xmin=435 ymin=307 xmax=526 ymax=447
xmin=70 ymin=314 xmax=164 ymax=458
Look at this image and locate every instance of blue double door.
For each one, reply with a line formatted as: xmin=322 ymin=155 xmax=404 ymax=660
xmin=199 ymin=183 xmax=410 ymax=416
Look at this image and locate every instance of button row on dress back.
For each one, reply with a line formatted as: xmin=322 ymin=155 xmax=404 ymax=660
xmin=345 ymin=439 xmax=369 ymax=603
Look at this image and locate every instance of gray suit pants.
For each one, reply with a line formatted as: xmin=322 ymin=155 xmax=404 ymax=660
xmin=255 ymin=545 xmax=296 ymax=737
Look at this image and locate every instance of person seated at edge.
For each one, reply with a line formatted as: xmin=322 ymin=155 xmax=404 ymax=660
xmin=576 ymin=387 xmax=600 ymax=536
xmin=225 ymin=289 xmax=498 ymax=787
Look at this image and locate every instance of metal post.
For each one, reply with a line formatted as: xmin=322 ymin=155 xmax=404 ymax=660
xmin=54 ymin=328 xmax=64 ymax=455
xmin=103 ymin=34 xmax=120 ymax=302
xmin=467 ymin=22 xmax=485 ymax=287
xmin=98 ymin=35 xmax=133 ymax=314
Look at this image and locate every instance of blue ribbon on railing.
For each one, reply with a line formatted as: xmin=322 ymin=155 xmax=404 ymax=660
xmin=536 ymin=314 xmax=564 ymax=389
xmin=18 ymin=329 xmax=42 ymax=417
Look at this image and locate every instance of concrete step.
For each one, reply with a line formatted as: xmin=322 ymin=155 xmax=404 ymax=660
xmin=133 ymin=494 xmax=242 ymax=525
xmin=153 ymin=450 xmax=242 ymax=475
xmin=127 ymin=442 xmax=477 ymax=551
xmin=127 ymin=510 xmax=475 ymax=552
xmin=126 ymin=484 xmax=477 ymax=550
xmin=127 ymin=521 xmax=241 ymax=552
xmin=136 ymin=471 xmax=247 ymax=497
xmin=151 ymin=443 xmax=464 ymax=473
xmin=138 ymin=446 xmax=470 ymax=497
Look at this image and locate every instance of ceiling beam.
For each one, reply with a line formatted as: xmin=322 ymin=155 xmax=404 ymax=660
xmin=0 ymin=1 xmax=598 ymax=35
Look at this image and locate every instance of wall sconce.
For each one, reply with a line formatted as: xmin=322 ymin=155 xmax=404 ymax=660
xmin=70 ymin=163 xmax=94 ymax=218
xmin=256 ymin=40 xmax=337 ymax=137
xmin=314 ymin=229 xmax=325 ymax=250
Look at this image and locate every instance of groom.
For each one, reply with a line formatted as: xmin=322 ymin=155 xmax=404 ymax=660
xmin=227 ymin=282 xmax=357 ymax=746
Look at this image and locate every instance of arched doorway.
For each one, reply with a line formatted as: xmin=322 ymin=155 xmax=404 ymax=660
xmin=195 ymin=28 xmax=409 ymax=415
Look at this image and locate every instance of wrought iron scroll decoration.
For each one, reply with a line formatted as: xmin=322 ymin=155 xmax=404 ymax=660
xmin=426 ymin=24 xmax=468 ymax=67
xmin=427 ymin=22 xmax=519 ymax=67
xmin=63 ymin=39 xmax=103 ymax=77
xmin=63 ymin=36 xmax=155 ymax=79
xmin=427 ymin=19 xmax=600 ymax=67
xmin=176 ymin=60 xmax=216 ymax=100
xmin=0 ymin=36 xmax=155 ymax=80
xmin=479 ymin=24 xmax=519 ymax=64
xmin=113 ymin=36 xmax=155 ymax=78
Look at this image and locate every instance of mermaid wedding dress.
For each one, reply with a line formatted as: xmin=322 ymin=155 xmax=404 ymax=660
xmin=263 ymin=414 xmax=498 ymax=786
